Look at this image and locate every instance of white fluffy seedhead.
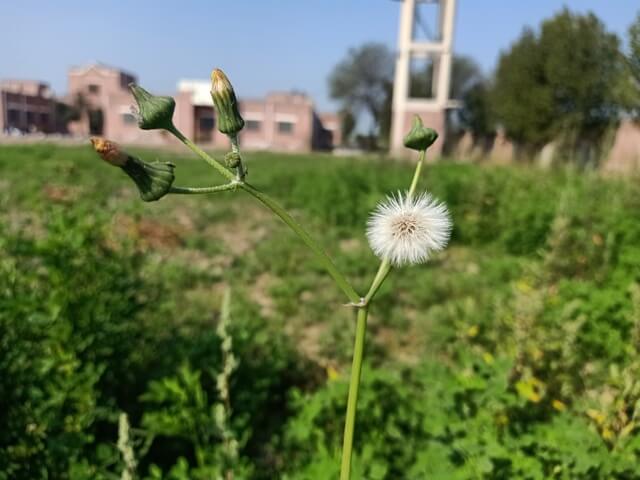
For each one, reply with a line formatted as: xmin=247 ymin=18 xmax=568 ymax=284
xmin=366 ymin=191 xmax=452 ymax=266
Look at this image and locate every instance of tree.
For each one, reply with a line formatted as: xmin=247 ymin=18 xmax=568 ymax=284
xmin=409 ymin=55 xmax=483 ymax=100
xmin=339 ymin=108 xmax=356 ymax=146
xmin=329 ymin=44 xmax=486 ymax=150
xmin=630 ymin=13 xmax=640 ymax=85
xmin=626 ymin=13 xmax=640 ymax=117
xmin=492 ymin=9 xmax=626 ymax=154
xmin=329 ymin=43 xmax=394 ymax=148
xmin=450 ymin=55 xmax=483 ymax=100
xmin=460 ymin=81 xmax=495 ymax=140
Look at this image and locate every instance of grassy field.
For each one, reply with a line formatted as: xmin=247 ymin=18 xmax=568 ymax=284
xmin=1 ymin=143 xmax=640 ymax=479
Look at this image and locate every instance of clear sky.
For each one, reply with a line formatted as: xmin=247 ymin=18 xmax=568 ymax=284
xmin=1 ymin=1 xmax=637 ymax=111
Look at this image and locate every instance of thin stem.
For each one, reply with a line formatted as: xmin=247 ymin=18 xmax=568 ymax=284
xmin=339 ymin=306 xmax=368 ymax=480
xmin=168 ymin=125 xmax=235 ymax=181
xmin=229 ymin=135 xmax=247 ymax=181
xmin=339 ymin=148 xmax=428 ymax=480
xmin=240 ymin=182 xmax=361 ymax=304
xmin=408 ymin=149 xmax=425 ymax=198
xmin=363 ymin=149 xmax=426 ymax=306
xmin=169 ymin=183 xmax=237 ymax=195
xmin=363 ymin=259 xmax=391 ymax=304
xmin=169 ymin=126 xmax=358 ymax=302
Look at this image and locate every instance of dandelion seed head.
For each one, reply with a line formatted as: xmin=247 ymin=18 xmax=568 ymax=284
xmin=366 ymin=191 xmax=452 ymax=266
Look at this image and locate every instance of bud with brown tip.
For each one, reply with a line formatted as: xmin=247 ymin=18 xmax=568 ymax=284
xmin=90 ymin=137 xmax=175 ymax=202
xmin=210 ymin=69 xmax=244 ymax=136
xmin=91 ymin=137 xmax=128 ymax=166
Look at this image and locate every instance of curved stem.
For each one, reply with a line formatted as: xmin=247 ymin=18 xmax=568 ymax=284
xmin=240 ymin=182 xmax=360 ymax=304
xmin=363 ymin=259 xmax=391 ymax=305
xmin=339 ymin=148 xmax=428 ymax=480
xmin=169 ymin=125 xmax=235 ymax=181
xmin=362 ymin=149 xmax=426 ymax=306
xmin=169 ymin=126 xmax=359 ymax=302
xmin=339 ymin=306 xmax=368 ymax=480
xmin=169 ymin=183 xmax=237 ymax=195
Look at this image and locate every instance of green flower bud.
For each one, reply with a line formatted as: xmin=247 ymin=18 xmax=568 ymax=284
xmin=129 ymin=84 xmax=176 ymax=131
xmin=210 ymin=69 xmax=244 ymax=136
xmin=403 ymin=115 xmax=438 ymax=152
xmin=91 ymin=137 xmax=175 ymax=202
xmin=224 ymin=151 xmax=241 ymax=168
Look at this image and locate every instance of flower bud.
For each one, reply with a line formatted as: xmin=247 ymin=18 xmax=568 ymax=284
xmin=403 ymin=115 xmax=438 ymax=152
xmin=210 ymin=69 xmax=244 ymax=136
xmin=90 ymin=137 xmax=175 ymax=202
xmin=129 ymin=84 xmax=176 ymax=131
xmin=224 ymin=151 xmax=241 ymax=168
xmin=90 ymin=137 xmax=128 ymax=166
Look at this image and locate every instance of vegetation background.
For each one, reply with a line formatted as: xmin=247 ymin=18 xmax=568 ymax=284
xmin=1 ymin=143 xmax=640 ymax=479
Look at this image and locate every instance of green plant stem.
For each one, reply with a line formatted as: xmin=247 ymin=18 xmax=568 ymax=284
xmin=362 ymin=149 xmax=426 ymax=306
xmin=240 ymin=182 xmax=361 ymax=304
xmin=339 ymin=148 xmax=428 ymax=480
xmin=408 ymin=150 xmax=425 ymax=197
xmin=339 ymin=305 xmax=369 ymax=480
xmin=229 ymin=134 xmax=247 ymax=181
xmin=169 ymin=125 xmax=360 ymax=304
xmin=169 ymin=125 xmax=235 ymax=181
xmin=363 ymin=259 xmax=391 ymax=305
xmin=169 ymin=184 xmax=237 ymax=195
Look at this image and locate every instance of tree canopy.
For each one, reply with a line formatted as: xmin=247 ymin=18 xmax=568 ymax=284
xmin=328 ymin=43 xmax=394 ymax=140
xmin=492 ymin=9 xmax=626 ymax=151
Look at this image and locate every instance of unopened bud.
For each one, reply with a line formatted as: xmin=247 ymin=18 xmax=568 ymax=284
xmin=224 ymin=151 xmax=242 ymax=168
xmin=90 ymin=137 xmax=128 ymax=166
xmin=403 ymin=115 xmax=438 ymax=152
xmin=210 ymin=69 xmax=244 ymax=136
xmin=90 ymin=137 xmax=175 ymax=202
xmin=129 ymin=84 xmax=176 ymax=131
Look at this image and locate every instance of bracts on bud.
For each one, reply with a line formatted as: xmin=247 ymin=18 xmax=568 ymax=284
xmin=129 ymin=84 xmax=176 ymax=131
xmin=210 ymin=69 xmax=245 ymax=136
xmin=403 ymin=115 xmax=438 ymax=152
xmin=90 ymin=137 xmax=175 ymax=202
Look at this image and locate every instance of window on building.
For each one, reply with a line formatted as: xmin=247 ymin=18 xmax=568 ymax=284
xmin=199 ymin=117 xmax=215 ymax=131
xmin=122 ymin=113 xmax=137 ymax=124
xmin=88 ymin=84 xmax=100 ymax=94
xmin=7 ymin=109 xmax=19 ymax=124
xmin=246 ymin=120 xmax=261 ymax=131
xmin=277 ymin=121 xmax=294 ymax=134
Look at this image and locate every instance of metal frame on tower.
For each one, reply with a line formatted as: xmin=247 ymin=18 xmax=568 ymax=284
xmin=391 ymin=0 xmax=457 ymax=157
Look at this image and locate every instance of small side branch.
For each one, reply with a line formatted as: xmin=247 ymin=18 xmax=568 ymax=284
xmin=169 ymin=183 xmax=237 ymax=195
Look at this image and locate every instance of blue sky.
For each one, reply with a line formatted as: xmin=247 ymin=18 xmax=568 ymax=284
xmin=1 ymin=1 xmax=637 ymax=111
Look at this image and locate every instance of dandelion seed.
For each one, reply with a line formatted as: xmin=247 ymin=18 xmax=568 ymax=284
xmin=366 ymin=191 xmax=452 ymax=266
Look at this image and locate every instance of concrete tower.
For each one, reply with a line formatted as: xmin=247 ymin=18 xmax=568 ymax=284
xmin=391 ymin=0 xmax=457 ymax=157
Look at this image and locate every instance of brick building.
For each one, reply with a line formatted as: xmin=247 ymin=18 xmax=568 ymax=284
xmin=0 ymin=80 xmax=56 ymax=134
xmin=66 ymin=63 xmax=340 ymax=151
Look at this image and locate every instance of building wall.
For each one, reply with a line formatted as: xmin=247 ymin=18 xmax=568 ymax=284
xmin=0 ymin=80 xmax=55 ymax=134
xmin=67 ymin=64 xmax=180 ymax=145
xmin=604 ymin=120 xmax=640 ymax=172
xmin=317 ymin=112 xmax=342 ymax=148
xmin=66 ymin=65 xmax=339 ymax=152
xmin=0 ymin=92 xmax=5 ymax=132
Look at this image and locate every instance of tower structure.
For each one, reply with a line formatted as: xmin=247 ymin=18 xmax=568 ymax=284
xmin=391 ymin=0 xmax=457 ymax=157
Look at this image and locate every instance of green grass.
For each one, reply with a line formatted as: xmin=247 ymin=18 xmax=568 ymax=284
xmin=1 ymin=143 xmax=640 ymax=479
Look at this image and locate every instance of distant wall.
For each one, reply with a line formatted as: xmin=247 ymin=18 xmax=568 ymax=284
xmin=603 ymin=120 xmax=640 ymax=172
